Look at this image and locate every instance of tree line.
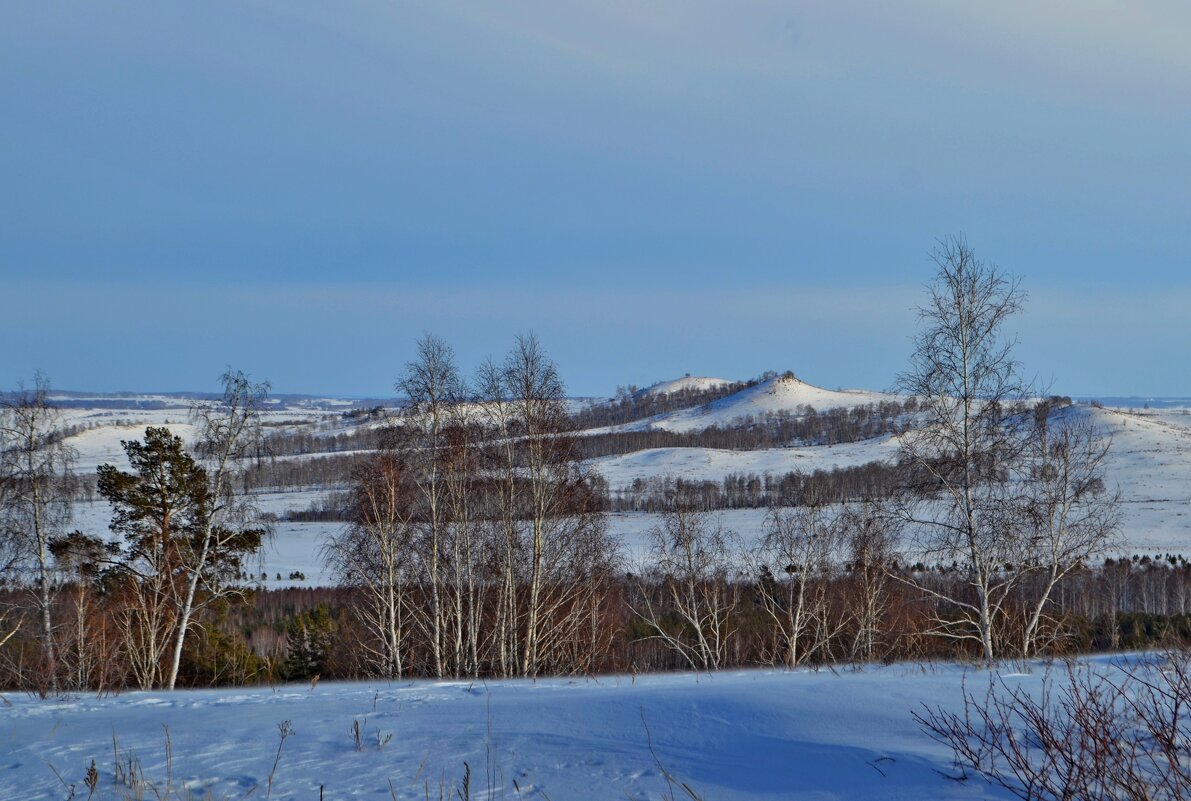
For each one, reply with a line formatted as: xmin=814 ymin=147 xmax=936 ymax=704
xmin=4 ymin=534 xmax=1186 ymax=690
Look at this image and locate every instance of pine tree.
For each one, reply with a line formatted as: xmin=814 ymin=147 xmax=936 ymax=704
xmin=91 ymin=427 xmax=208 ymax=687
xmin=283 ymin=605 xmax=336 ymax=680
xmin=83 ymin=426 xmax=263 ymax=688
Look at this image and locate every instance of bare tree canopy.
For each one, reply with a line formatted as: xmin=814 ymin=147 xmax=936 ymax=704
xmin=894 ymin=237 xmax=1029 ymax=662
xmin=894 ymin=237 xmax=1118 ymax=662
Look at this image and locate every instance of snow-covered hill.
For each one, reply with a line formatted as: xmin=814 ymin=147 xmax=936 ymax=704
xmin=626 ymin=373 xmax=899 ymax=433
xmin=40 ymin=384 xmax=1191 ymax=557
xmin=44 ymin=390 xmax=389 ymax=412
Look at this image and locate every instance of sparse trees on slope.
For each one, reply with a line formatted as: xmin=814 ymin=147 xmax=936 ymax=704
xmin=0 ymin=373 xmax=77 ymax=690
xmin=895 ymin=236 xmax=1028 ymax=662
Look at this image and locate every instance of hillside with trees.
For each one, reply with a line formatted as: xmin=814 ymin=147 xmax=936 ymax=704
xmin=1 ymin=240 xmax=1168 ymax=690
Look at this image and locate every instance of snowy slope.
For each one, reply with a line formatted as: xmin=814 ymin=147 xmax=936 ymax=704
xmin=1 ymin=658 xmax=1114 ymax=800
xmin=591 ymin=435 xmax=900 ymax=488
xmin=59 ymin=406 xmax=340 ymax=472
xmin=1081 ymin=404 xmax=1191 ymax=551
xmin=589 ymin=402 xmax=1191 ymax=555
xmin=65 ymin=418 xmax=200 ymax=473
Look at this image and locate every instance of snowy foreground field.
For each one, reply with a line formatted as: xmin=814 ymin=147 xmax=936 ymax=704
xmin=1 ymin=658 xmax=1128 ymax=800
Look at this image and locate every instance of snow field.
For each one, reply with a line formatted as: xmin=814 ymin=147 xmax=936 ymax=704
xmin=0 ymin=659 xmax=1080 ymax=800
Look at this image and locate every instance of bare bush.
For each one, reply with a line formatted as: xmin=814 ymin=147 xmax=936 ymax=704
xmin=917 ymin=652 xmax=1191 ymax=800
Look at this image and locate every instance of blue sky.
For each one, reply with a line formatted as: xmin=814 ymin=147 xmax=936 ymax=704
xmin=3 ymin=2 xmax=1189 ymax=397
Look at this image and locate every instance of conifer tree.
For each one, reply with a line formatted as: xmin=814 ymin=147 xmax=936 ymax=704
xmin=96 ymin=426 xmax=209 ymax=688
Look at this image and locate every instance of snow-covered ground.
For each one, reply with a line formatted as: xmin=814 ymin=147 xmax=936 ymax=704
xmin=1 ymin=657 xmax=1122 ymax=800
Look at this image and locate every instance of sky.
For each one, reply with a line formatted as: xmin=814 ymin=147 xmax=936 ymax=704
xmin=2 ymin=1 xmax=1189 ymax=397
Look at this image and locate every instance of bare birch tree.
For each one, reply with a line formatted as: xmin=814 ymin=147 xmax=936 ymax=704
xmin=0 ymin=373 xmax=77 ymax=690
xmin=441 ymin=413 xmax=484 ymax=676
xmin=474 ymin=356 xmax=523 ymax=676
xmin=636 ymin=504 xmax=739 ymax=672
xmin=325 ymin=447 xmax=416 ymax=677
xmin=1018 ymin=401 xmax=1120 ymax=657
xmin=895 ymin=236 xmax=1029 ymax=662
xmin=504 ymin=334 xmax=610 ymax=675
xmin=399 ymin=334 xmax=463 ymax=678
xmin=754 ymin=502 xmax=843 ymax=667
xmin=841 ymin=503 xmax=899 ymax=663
xmin=506 ymin=333 xmax=566 ymax=675
xmin=476 ymin=334 xmax=615 ymax=676
xmin=165 ymin=369 xmax=269 ymax=690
